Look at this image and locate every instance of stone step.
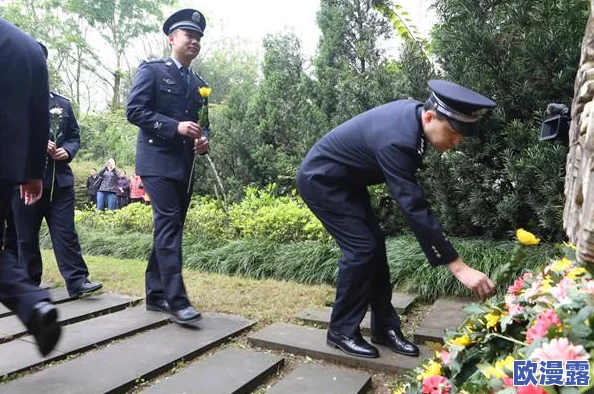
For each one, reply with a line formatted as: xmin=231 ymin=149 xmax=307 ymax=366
xmin=139 ymin=348 xmax=284 ymax=394
xmin=266 ymin=364 xmax=371 ymax=394
xmin=326 ymin=292 xmax=418 ymax=314
xmin=0 ymin=313 xmax=255 ymax=394
xmin=0 ymin=292 xmax=141 ymax=343
xmin=0 ymin=305 xmax=169 ymax=379
xmin=296 ymin=307 xmax=372 ymax=335
xmin=0 ymin=287 xmax=74 ymax=318
xmin=413 ymin=298 xmax=472 ymax=345
xmin=248 ymin=323 xmax=430 ymax=374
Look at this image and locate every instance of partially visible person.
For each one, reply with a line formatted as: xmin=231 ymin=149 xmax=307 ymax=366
xmin=116 ymin=169 xmax=130 ymax=209
xmin=0 ymin=18 xmax=61 ymax=356
xmin=86 ymin=168 xmax=100 ymax=206
xmin=129 ymin=172 xmax=145 ymax=204
xmin=126 ymin=8 xmax=210 ymax=325
xmin=97 ymin=158 xmax=118 ymax=211
xmin=11 ymin=41 xmax=103 ymax=298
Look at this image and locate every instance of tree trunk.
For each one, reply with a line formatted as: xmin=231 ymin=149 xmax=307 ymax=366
xmin=564 ymin=0 xmax=594 ymax=262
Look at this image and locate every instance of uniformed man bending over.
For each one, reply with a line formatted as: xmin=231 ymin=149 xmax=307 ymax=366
xmin=297 ymin=80 xmax=497 ymax=358
xmin=126 ymin=9 xmax=210 ymax=326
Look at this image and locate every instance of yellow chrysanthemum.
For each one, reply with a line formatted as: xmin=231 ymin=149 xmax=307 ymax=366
xmin=198 ymin=86 xmax=212 ymax=98
xmin=550 ymin=257 xmax=572 ymax=272
xmin=416 ymin=360 xmax=442 ymax=381
xmin=447 ymin=334 xmax=472 ymax=347
xmin=516 ymin=228 xmax=540 ymax=246
xmin=392 ymin=386 xmax=405 ymax=394
xmin=483 ymin=311 xmax=505 ymax=329
xmin=480 ymin=356 xmax=515 ymax=379
xmin=567 ymin=267 xmax=587 ymax=280
xmin=540 ymin=276 xmax=553 ymax=292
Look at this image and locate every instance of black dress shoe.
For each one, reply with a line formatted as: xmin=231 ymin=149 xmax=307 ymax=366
xmin=171 ymin=306 xmax=202 ymax=325
xmin=70 ymin=280 xmax=103 ymax=297
xmin=371 ymin=328 xmax=419 ymax=357
xmin=327 ymin=330 xmax=379 ymax=358
xmin=146 ymin=299 xmax=172 ymax=314
xmin=29 ymin=301 xmax=61 ymax=357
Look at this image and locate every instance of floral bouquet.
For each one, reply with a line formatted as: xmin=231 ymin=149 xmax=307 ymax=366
xmin=187 ymin=86 xmax=212 ymax=193
xmin=394 ymin=229 xmax=593 ymax=394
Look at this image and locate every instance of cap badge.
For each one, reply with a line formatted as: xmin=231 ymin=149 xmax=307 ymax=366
xmin=192 ymin=12 xmax=201 ymax=23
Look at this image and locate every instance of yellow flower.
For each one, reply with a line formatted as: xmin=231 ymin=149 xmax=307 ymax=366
xmin=480 ymin=356 xmax=515 ymax=379
xmin=483 ymin=311 xmax=505 ymax=330
xmin=198 ymin=86 xmax=212 ymax=98
xmin=392 ymin=386 xmax=405 ymax=394
xmin=416 ymin=360 xmax=442 ymax=380
xmin=550 ymin=257 xmax=572 ymax=272
xmin=447 ymin=334 xmax=472 ymax=347
xmin=567 ymin=267 xmax=587 ymax=280
xmin=540 ymin=276 xmax=553 ymax=292
xmin=516 ymin=228 xmax=540 ymax=246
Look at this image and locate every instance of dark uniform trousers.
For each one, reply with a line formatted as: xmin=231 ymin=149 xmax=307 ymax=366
xmin=141 ymin=176 xmax=192 ymax=310
xmin=12 ymin=185 xmax=89 ymax=294
xmin=0 ymin=183 xmax=48 ymax=325
xmin=298 ymin=178 xmax=400 ymax=338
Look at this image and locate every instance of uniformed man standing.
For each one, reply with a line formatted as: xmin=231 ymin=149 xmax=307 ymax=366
xmin=297 ymin=80 xmax=497 ymax=358
xmin=0 ymin=17 xmax=61 ymax=356
xmin=126 ymin=9 xmax=210 ymax=325
xmin=11 ymin=43 xmax=103 ymax=298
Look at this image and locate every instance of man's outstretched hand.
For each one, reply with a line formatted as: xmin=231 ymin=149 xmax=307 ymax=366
xmin=447 ymin=258 xmax=496 ymax=301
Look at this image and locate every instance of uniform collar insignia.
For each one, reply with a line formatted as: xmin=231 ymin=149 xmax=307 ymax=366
xmin=163 ymin=78 xmax=175 ymax=84
xmin=165 ymin=61 xmax=173 ymax=66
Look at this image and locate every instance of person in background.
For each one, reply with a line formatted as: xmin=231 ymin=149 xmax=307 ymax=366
xmin=116 ymin=169 xmax=130 ymax=209
xmin=96 ymin=158 xmax=118 ymax=211
xmin=129 ymin=172 xmax=145 ymax=204
xmin=86 ymin=168 xmax=100 ymax=206
xmin=11 ymin=41 xmax=103 ymax=298
xmin=0 ymin=17 xmax=61 ymax=356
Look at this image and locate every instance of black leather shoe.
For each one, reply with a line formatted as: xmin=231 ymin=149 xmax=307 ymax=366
xmin=327 ymin=330 xmax=379 ymax=358
xmin=29 ymin=301 xmax=61 ymax=357
xmin=371 ymin=328 xmax=419 ymax=357
xmin=171 ymin=306 xmax=202 ymax=325
xmin=146 ymin=299 xmax=172 ymax=314
xmin=70 ymin=280 xmax=102 ymax=297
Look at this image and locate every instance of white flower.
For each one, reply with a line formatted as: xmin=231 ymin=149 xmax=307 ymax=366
xmin=49 ymin=107 xmax=63 ymax=116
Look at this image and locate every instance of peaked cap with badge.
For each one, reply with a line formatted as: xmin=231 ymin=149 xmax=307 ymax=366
xmin=427 ymin=79 xmax=496 ymax=137
xmin=162 ymin=8 xmax=206 ymax=36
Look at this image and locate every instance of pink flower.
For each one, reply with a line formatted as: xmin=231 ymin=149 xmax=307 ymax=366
xmin=508 ymin=277 xmax=525 ymax=294
xmin=505 ymin=293 xmax=524 ymax=317
xmin=440 ymin=350 xmax=451 ymax=365
xmin=550 ymin=277 xmax=573 ymax=304
xmin=530 ymin=338 xmax=590 ymax=362
xmin=422 ymin=375 xmax=451 ymax=394
xmin=502 ymin=377 xmax=548 ymax=394
xmin=526 ymin=310 xmax=561 ymax=344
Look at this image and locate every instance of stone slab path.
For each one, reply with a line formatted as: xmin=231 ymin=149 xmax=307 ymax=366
xmin=0 ymin=288 xmax=472 ymax=394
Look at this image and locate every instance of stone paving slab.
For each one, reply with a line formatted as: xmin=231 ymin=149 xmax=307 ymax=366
xmin=296 ymin=308 xmax=373 ymax=335
xmin=266 ymin=364 xmax=371 ymax=394
xmin=248 ymin=323 xmax=430 ymax=374
xmin=413 ymin=298 xmax=472 ymax=344
xmin=140 ymin=348 xmax=283 ymax=394
xmin=0 ymin=305 xmax=169 ymax=379
xmin=327 ymin=292 xmax=418 ymax=314
xmin=0 ymin=293 xmax=141 ymax=343
xmin=0 ymin=288 xmax=74 ymax=318
xmin=0 ymin=313 xmax=255 ymax=394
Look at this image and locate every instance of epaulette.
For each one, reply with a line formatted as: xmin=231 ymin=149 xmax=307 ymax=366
xmin=51 ymin=92 xmax=71 ymax=101
xmin=145 ymin=59 xmax=166 ymax=64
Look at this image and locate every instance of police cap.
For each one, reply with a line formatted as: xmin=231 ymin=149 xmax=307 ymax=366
xmin=162 ymin=8 xmax=206 ymax=36
xmin=428 ymin=79 xmax=496 ymax=137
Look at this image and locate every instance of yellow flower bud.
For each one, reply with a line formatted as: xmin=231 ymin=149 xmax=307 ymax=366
xmin=198 ymin=86 xmax=212 ymax=98
xmin=516 ymin=228 xmax=540 ymax=246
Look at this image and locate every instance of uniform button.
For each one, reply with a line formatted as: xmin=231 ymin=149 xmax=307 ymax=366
xmin=148 ymin=139 xmax=154 ymax=144
xmin=185 ymin=110 xmax=188 ymax=114
xmin=167 ymin=89 xmax=171 ymax=92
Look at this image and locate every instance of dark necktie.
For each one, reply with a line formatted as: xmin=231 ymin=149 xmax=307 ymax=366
xmin=180 ymin=67 xmax=190 ymax=89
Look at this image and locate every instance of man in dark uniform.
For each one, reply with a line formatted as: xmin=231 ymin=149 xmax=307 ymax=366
xmin=126 ymin=8 xmax=210 ymax=325
xmin=297 ymin=80 xmax=497 ymax=358
xmin=11 ymin=43 xmax=103 ymax=298
xmin=0 ymin=17 xmax=61 ymax=356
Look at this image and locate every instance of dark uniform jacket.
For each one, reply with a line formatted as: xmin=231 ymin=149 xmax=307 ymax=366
xmin=45 ymin=92 xmax=80 ymax=189
xmin=0 ymin=19 xmax=49 ymax=184
xmin=126 ymin=58 xmax=209 ymax=183
xmin=298 ymin=99 xmax=458 ymax=266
